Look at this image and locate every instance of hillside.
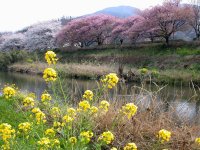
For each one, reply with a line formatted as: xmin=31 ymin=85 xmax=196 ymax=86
xmin=94 ymin=6 xmax=141 ymax=18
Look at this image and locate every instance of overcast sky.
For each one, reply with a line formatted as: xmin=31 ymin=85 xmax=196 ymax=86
xmin=0 ymin=0 xmax=189 ymax=32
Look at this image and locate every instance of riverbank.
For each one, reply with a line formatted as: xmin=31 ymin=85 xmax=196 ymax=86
xmin=2 ymin=43 xmax=200 ymax=85
xmin=8 ymin=62 xmax=200 ymax=86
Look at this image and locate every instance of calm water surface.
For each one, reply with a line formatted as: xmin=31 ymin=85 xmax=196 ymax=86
xmin=0 ymin=71 xmax=200 ymax=124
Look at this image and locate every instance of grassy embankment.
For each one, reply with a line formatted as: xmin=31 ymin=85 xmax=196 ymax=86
xmin=2 ymin=42 xmax=200 ymax=84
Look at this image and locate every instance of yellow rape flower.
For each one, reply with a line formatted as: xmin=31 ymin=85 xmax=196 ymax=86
xmin=69 ymin=137 xmax=77 ymax=144
xmin=0 ymin=123 xmax=15 ymax=143
xmin=37 ymin=137 xmax=51 ymax=149
xmin=3 ymin=86 xmax=16 ymax=99
xmin=98 ymin=131 xmax=114 ymax=144
xmin=43 ymin=68 xmax=57 ymax=82
xmin=101 ymin=73 xmax=119 ymax=89
xmin=78 ymin=100 xmax=90 ymax=112
xmin=45 ymin=50 xmax=58 ymax=65
xmin=157 ymin=129 xmax=171 ymax=143
xmin=41 ymin=92 xmax=51 ymax=105
xmin=67 ymin=108 xmax=76 ymax=117
xmin=121 ymin=103 xmax=138 ymax=119
xmin=50 ymin=107 xmax=60 ymax=118
xmin=23 ymin=97 xmax=35 ymax=107
xmin=83 ymin=90 xmax=93 ymax=101
xmin=195 ymin=137 xmax=200 ymax=145
xmin=90 ymin=106 xmax=98 ymax=114
xmin=111 ymin=147 xmax=117 ymax=150
xmin=80 ymin=131 xmax=93 ymax=143
xmin=35 ymin=111 xmax=46 ymax=124
xmin=45 ymin=128 xmax=55 ymax=138
xmin=124 ymin=143 xmax=137 ymax=150
xmin=100 ymin=100 xmax=110 ymax=112
xmin=53 ymin=121 xmax=62 ymax=131
xmin=18 ymin=122 xmax=31 ymax=134
xmin=62 ymin=115 xmax=74 ymax=126
xmin=32 ymin=107 xmax=41 ymax=114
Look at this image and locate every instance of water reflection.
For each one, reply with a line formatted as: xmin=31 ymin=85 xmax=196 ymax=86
xmin=0 ymin=71 xmax=200 ymax=123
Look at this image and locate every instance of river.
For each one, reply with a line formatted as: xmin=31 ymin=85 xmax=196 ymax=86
xmin=0 ymin=71 xmax=200 ymax=124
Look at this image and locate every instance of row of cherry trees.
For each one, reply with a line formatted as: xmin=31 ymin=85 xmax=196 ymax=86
xmin=0 ymin=0 xmax=200 ymax=51
xmin=56 ymin=0 xmax=198 ymax=47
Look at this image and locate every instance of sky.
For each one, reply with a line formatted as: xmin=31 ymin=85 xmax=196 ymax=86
xmin=0 ymin=0 xmax=188 ymax=32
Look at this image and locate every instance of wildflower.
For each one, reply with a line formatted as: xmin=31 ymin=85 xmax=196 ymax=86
xmin=35 ymin=111 xmax=46 ymax=124
xmin=43 ymin=68 xmax=57 ymax=82
xmin=98 ymin=131 xmax=114 ymax=144
xmin=195 ymin=137 xmax=200 ymax=145
xmin=100 ymin=100 xmax=110 ymax=112
xmin=23 ymin=97 xmax=35 ymax=107
xmin=41 ymin=92 xmax=51 ymax=105
xmin=90 ymin=106 xmax=98 ymax=114
xmin=80 ymin=131 xmax=93 ymax=143
xmin=67 ymin=107 xmax=76 ymax=117
xmin=18 ymin=122 xmax=31 ymax=135
xmin=50 ymin=107 xmax=60 ymax=118
xmin=1 ymin=144 xmax=10 ymax=150
xmin=78 ymin=100 xmax=90 ymax=112
xmin=45 ymin=50 xmax=58 ymax=65
xmin=101 ymin=73 xmax=119 ymax=89
xmin=139 ymin=68 xmax=148 ymax=75
xmin=111 ymin=147 xmax=117 ymax=150
xmin=3 ymin=86 xmax=16 ymax=99
xmin=69 ymin=137 xmax=77 ymax=144
xmin=0 ymin=123 xmax=15 ymax=143
xmin=121 ymin=103 xmax=138 ymax=119
xmin=45 ymin=128 xmax=55 ymax=138
xmin=83 ymin=90 xmax=93 ymax=100
xmin=124 ymin=143 xmax=137 ymax=150
xmin=157 ymin=129 xmax=171 ymax=143
xmin=37 ymin=137 xmax=51 ymax=149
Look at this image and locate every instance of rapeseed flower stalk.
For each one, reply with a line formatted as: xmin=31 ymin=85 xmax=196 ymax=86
xmin=23 ymin=97 xmax=35 ymax=107
xmin=18 ymin=122 xmax=31 ymax=135
xmin=0 ymin=123 xmax=15 ymax=149
xmin=45 ymin=50 xmax=58 ymax=65
xmin=121 ymin=103 xmax=138 ymax=119
xmin=195 ymin=137 xmax=200 ymax=145
xmin=2 ymin=86 xmax=16 ymax=99
xmin=69 ymin=136 xmax=77 ymax=145
xmin=50 ymin=107 xmax=60 ymax=118
xmin=35 ymin=111 xmax=47 ymax=124
xmin=78 ymin=100 xmax=91 ymax=112
xmin=32 ymin=107 xmax=41 ymax=114
xmin=80 ymin=131 xmax=93 ymax=144
xmin=157 ymin=129 xmax=171 ymax=143
xmin=90 ymin=106 xmax=98 ymax=114
xmin=101 ymin=73 xmax=119 ymax=89
xmin=41 ymin=92 xmax=52 ymax=105
xmin=45 ymin=128 xmax=55 ymax=138
xmin=123 ymin=143 xmax=137 ymax=150
xmin=62 ymin=115 xmax=74 ymax=126
xmin=139 ymin=68 xmax=148 ymax=75
xmin=98 ymin=131 xmax=114 ymax=144
xmin=99 ymin=100 xmax=110 ymax=112
xmin=67 ymin=107 xmax=76 ymax=117
xmin=43 ymin=68 xmax=57 ymax=82
xmin=83 ymin=90 xmax=93 ymax=101
xmin=53 ymin=121 xmax=62 ymax=131
xmin=37 ymin=137 xmax=51 ymax=149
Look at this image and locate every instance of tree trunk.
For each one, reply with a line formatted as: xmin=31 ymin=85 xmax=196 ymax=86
xmin=165 ymin=36 xmax=169 ymax=46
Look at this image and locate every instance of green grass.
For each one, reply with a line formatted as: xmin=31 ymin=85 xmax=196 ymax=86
xmin=0 ymin=97 xmax=30 ymax=128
